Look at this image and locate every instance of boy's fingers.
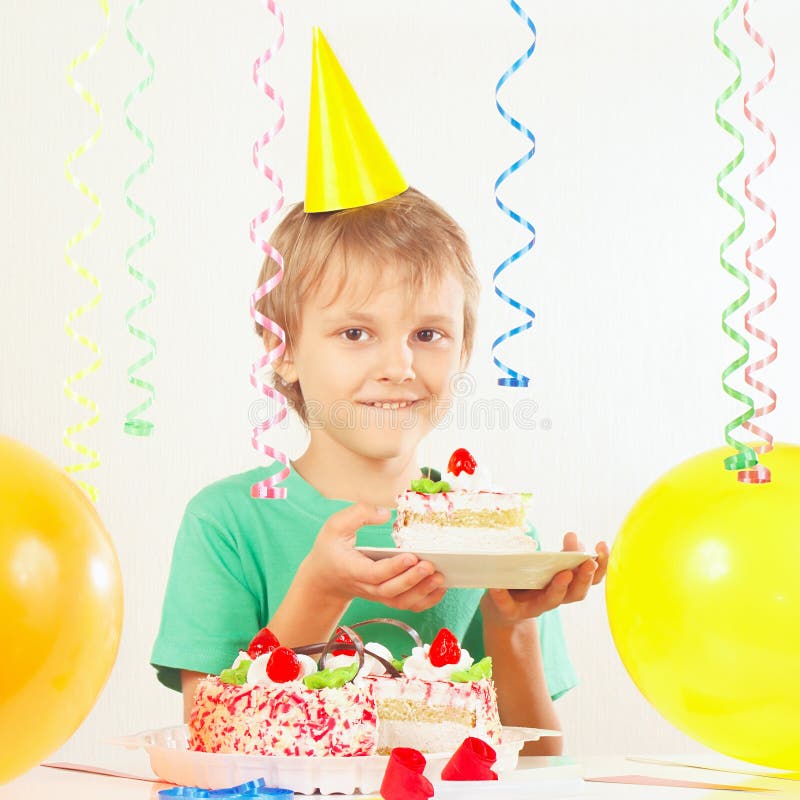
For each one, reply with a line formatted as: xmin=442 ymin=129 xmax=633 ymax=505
xmin=391 ymin=582 xmax=447 ymax=613
xmin=562 ymin=531 xmax=579 ymax=551
xmin=352 ymin=552 xmax=421 ymax=585
xmin=322 ymin=503 xmax=391 ymax=540
xmin=543 ymin=570 xmax=573 ymax=609
xmin=374 ymin=562 xmax=442 ymax=599
xmin=593 ymin=542 xmax=610 ymax=584
xmin=487 ymin=587 xmax=514 ymax=615
xmin=565 ymin=565 xmax=594 ymax=602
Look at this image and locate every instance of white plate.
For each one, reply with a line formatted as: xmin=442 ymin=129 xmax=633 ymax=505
xmin=113 ymin=725 xmax=557 ymax=795
xmin=355 ymin=548 xmax=596 ymax=589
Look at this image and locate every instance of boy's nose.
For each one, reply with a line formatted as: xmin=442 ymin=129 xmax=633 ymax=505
xmin=377 ymin=340 xmax=416 ymax=383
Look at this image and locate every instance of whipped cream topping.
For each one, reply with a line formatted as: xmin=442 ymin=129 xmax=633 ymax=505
xmin=231 ymin=650 xmax=251 ymax=670
xmin=401 ymin=643 xmax=473 ymax=681
xmin=241 ymin=652 xmax=317 ymax=688
xmin=446 ymin=463 xmax=492 ymax=491
xmin=397 ymin=489 xmax=525 ymax=513
xmin=323 ymin=642 xmax=394 ymax=677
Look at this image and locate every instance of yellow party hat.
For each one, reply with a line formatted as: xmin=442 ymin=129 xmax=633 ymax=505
xmin=305 ymin=28 xmax=408 ymax=213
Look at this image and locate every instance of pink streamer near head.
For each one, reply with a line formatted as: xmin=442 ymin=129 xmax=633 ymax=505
xmin=249 ymin=0 xmax=290 ymax=499
xmin=738 ymin=0 xmax=777 ymax=485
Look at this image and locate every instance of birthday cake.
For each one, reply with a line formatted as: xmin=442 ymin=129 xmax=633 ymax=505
xmin=188 ymin=620 xmax=501 ymax=757
xmin=393 ymin=448 xmax=538 ymax=553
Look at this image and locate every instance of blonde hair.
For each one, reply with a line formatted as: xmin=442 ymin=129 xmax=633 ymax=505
xmin=254 ymin=186 xmax=480 ymax=424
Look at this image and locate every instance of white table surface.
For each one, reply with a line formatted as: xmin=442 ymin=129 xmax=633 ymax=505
xmin=1 ymin=752 xmax=799 ymax=799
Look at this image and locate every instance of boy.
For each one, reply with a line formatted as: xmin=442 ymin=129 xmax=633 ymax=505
xmin=151 ymin=30 xmax=608 ymax=755
xmin=152 ymin=187 xmax=608 ymax=753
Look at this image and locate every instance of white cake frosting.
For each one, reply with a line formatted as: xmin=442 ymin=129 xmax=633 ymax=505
xmin=393 ymin=488 xmax=537 ymax=553
xmin=396 ymin=488 xmax=524 ymax=513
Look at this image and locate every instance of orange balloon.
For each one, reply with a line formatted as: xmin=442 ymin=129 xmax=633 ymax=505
xmin=0 ymin=436 xmax=123 ymax=784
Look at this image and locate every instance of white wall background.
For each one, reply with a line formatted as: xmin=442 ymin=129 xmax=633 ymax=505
xmin=2 ymin=0 xmax=799 ymax=767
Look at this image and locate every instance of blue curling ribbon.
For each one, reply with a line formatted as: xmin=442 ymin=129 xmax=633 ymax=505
xmin=209 ymin=780 xmax=267 ymax=797
xmin=492 ymin=0 xmax=538 ymax=388
xmin=152 ymin=780 xmax=291 ymax=798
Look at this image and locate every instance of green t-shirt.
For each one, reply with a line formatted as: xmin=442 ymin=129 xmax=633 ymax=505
xmin=151 ymin=466 xmax=577 ymax=699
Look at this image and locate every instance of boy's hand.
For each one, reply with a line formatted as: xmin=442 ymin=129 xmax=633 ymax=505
xmin=302 ymin=503 xmax=446 ymax=613
xmin=481 ymin=533 xmax=609 ymax=627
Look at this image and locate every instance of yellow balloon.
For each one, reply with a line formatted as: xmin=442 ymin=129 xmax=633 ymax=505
xmin=0 ymin=436 xmax=123 ymax=784
xmin=607 ymin=443 xmax=800 ymax=769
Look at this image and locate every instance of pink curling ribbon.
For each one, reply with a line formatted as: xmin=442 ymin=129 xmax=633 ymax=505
xmin=249 ymin=0 xmax=290 ymax=499
xmin=739 ymin=0 xmax=778 ymax=485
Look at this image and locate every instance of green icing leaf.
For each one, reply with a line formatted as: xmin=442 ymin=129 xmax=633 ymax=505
xmin=220 ymin=659 xmax=252 ymax=686
xmin=410 ymin=478 xmax=451 ymax=494
xmin=420 ymin=466 xmax=442 ymax=482
xmin=450 ymin=657 xmax=493 ymax=683
xmin=391 ymin=657 xmax=406 ymax=673
xmin=303 ymin=662 xmax=359 ymax=690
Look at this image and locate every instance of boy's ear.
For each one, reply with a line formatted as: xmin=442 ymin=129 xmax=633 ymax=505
xmin=263 ymin=331 xmax=298 ymax=384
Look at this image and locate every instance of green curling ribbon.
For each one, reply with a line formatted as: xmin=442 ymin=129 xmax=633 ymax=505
xmin=303 ymin=662 xmax=358 ymax=689
xmin=714 ymin=0 xmax=757 ymax=472
xmin=63 ymin=0 xmax=110 ymax=503
xmin=123 ymin=0 xmax=156 ymax=436
xmin=220 ymin=660 xmax=252 ymax=686
xmin=450 ymin=657 xmax=493 ymax=683
xmin=410 ymin=478 xmax=451 ymax=494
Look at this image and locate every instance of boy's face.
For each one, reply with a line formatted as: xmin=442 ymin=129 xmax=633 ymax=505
xmin=280 ymin=257 xmax=466 ymax=463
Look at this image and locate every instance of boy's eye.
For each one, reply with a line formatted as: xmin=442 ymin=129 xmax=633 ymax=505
xmin=415 ymin=329 xmax=443 ymax=343
xmin=342 ymin=328 xmax=368 ymax=342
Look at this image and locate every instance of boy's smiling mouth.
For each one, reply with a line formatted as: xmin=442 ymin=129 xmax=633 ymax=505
xmin=359 ymin=399 xmax=421 ymax=410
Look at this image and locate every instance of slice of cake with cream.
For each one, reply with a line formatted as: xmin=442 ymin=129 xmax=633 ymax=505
xmin=393 ymin=448 xmax=537 ymax=553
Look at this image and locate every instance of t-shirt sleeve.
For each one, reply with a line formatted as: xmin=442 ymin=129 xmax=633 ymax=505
xmin=150 ymin=506 xmax=261 ymax=692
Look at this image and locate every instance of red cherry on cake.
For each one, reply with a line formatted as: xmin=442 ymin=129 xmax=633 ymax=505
xmin=266 ymin=646 xmax=302 ymax=683
xmin=332 ymin=628 xmax=355 ymax=656
xmin=447 ymin=448 xmax=477 ymax=477
xmin=429 ymin=627 xmax=462 ymax=667
xmin=247 ymin=626 xmax=281 ymax=659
